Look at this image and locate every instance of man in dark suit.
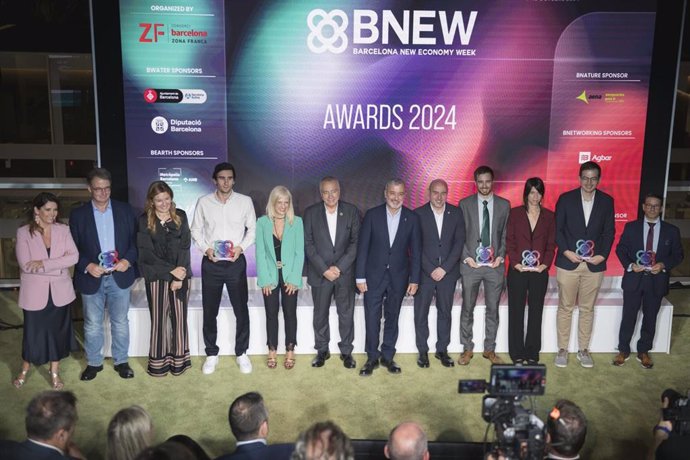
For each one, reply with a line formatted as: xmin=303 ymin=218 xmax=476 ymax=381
xmin=613 ymin=193 xmax=683 ymax=369
xmin=304 ymin=176 xmax=360 ymax=369
xmin=413 ymin=179 xmax=465 ymax=368
xmin=70 ymin=168 xmax=138 ymax=381
xmin=216 ymin=392 xmax=293 ymax=460
xmin=554 ymin=161 xmax=615 ymax=369
xmin=458 ymin=166 xmax=510 ymax=366
xmin=356 ymin=179 xmax=421 ymax=376
xmin=0 ymin=390 xmax=85 ymax=459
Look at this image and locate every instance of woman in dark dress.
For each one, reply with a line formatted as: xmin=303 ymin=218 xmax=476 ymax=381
xmin=506 ymin=177 xmax=556 ymax=365
xmin=14 ymin=192 xmax=78 ymax=389
xmin=137 ymin=181 xmax=192 ymax=376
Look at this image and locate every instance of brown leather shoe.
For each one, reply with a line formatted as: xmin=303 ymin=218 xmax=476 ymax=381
xmin=612 ymin=352 xmax=630 ymax=367
xmin=482 ymin=351 xmax=504 ymax=365
xmin=637 ymin=352 xmax=653 ymax=369
xmin=457 ymin=350 xmax=474 ymax=366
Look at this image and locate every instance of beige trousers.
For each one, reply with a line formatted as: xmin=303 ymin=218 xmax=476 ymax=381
xmin=556 ymin=263 xmax=604 ymax=350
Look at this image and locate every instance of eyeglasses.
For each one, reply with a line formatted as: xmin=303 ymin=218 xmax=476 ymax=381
xmin=580 ymin=176 xmax=599 ymax=183
xmin=91 ymin=186 xmax=111 ymax=193
xmin=644 ymin=203 xmax=661 ymax=209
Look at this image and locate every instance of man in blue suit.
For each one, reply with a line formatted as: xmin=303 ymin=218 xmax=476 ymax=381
xmin=356 ymin=179 xmax=421 ymax=376
xmin=413 ymin=179 xmax=465 ymax=368
xmin=554 ymin=161 xmax=615 ymax=369
xmin=216 ymin=392 xmax=293 ymax=460
xmin=70 ymin=168 xmax=138 ymax=381
xmin=0 ymin=391 xmax=85 ymax=459
xmin=613 ymin=193 xmax=683 ymax=369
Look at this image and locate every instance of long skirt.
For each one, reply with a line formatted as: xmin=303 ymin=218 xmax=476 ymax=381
xmin=22 ymin=292 xmax=73 ymax=365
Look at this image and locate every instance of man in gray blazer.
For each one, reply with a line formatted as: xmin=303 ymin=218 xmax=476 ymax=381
xmin=458 ymin=165 xmax=510 ymax=365
xmin=303 ymin=176 xmax=361 ymax=369
xmin=413 ymin=179 xmax=465 ymax=368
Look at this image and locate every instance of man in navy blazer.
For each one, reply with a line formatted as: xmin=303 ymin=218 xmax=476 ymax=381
xmin=554 ymin=161 xmax=615 ymax=369
xmin=69 ymin=168 xmax=138 ymax=381
xmin=216 ymin=392 xmax=293 ymax=460
xmin=356 ymin=179 xmax=421 ymax=376
xmin=613 ymin=193 xmax=683 ymax=369
xmin=413 ymin=179 xmax=465 ymax=368
xmin=0 ymin=391 xmax=85 ymax=460
xmin=304 ymin=176 xmax=361 ymax=369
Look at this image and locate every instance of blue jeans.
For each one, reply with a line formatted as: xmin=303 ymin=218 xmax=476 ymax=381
xmin=81 ymin=276 xmax=132 ymax=366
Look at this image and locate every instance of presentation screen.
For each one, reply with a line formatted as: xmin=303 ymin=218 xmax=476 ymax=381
xmin=119 ymin=0 xmax=662 ymax=275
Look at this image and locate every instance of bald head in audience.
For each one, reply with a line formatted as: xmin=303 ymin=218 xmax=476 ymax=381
xmin=384 ymin=422 xmax=430 ymax=460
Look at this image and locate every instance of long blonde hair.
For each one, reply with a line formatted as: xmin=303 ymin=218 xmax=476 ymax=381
xmin=265 ymin=185 xmax=295 ymax=225
xmin=107 ymin=405 xmax=154 ymax=460
xmin=144 ymin=181 xmax=180 ymax=233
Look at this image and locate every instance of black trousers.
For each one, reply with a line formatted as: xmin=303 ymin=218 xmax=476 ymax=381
xmin=413 ymin=276 xmax=457 ymax=354
xmin=507 ymin=268 xmax=548 ymax=362
xmin=618 ymin=275 xmax=663 ymax=354
xmin=311 ymin=276 xmax=355 ymax=355
xmin=201 ymin=256 xmax=250 ymax=356
xmin=263 ymin=271 xmax=298 ymax=350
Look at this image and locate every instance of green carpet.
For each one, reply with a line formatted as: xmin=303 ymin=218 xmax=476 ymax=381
xmin=1 ymin=289 xmax=688 ymax=460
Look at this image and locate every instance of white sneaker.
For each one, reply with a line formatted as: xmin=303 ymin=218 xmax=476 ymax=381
xmin=202 ymin=355 xmax=219 ymax=375
xmin=237 ymin=354 xmax=252 ymax=374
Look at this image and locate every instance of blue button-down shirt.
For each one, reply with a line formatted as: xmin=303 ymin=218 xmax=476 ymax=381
xmin=92 ymin=200 xmax=115 ymax=252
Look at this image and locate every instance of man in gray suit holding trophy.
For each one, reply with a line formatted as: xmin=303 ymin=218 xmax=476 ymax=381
xmin=458 ymin=165 xmax=510 ymax=366
xmin=304 ymin=176 xmax=361 ymax=369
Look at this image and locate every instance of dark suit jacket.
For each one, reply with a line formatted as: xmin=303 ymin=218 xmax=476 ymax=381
xmin=414 ymin=202 xmax=465 ymax=284
xmin=303 ymin=201 xmax=360 ymax=286
xmin=215 ymin=441 xmax=293 ymax=460
xmin=555 ymin=188 xmax=615 ymax=273
xmin=506 ymin=206 xmax=556 ymax=269
xmin=355 ymin=204 xmax=421 ymax=293
xmin=0 ymin=439 xmax=72 ymax=459
xmin=616 ymin=218 xmax=683 ymax=297
xmin=69 ymin=199 xmax=138 ymax=294
xmin=458 ymin=194 xmax=510 ymax=263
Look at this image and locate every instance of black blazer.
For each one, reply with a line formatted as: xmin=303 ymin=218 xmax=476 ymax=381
xmin=137 ymin=209 xmax=192 ymax=282
xmin=555 ymin=188 xmax=615 ymax=273
xmin=303 ymin=201 xmax=360 ymax=287
xmin=0 ymin=439 xmax=72 ymax=459
xmin=616 ymin=219 xmax=683 ymax=297
xmin=355 ymin=204 xmax=421 ymax=292
xmin=69 ymin=199 xmax=139 ymax=294
xmin=215 ymin=441 xmax=293 ymax=460
xmin=414 ymin=202 xmax=465 ymax=284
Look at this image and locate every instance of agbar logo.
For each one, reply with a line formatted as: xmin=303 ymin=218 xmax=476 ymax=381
xmin=139 ymin=23 xmax=164 ymax=42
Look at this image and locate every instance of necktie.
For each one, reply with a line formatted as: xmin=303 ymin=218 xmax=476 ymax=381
xmin=646 ymin=222 xmax=655 ymax=252
xmin=481 ymin=200 xmax=490 ymax=247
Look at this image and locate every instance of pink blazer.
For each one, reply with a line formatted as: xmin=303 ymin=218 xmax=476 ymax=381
xmin=16 ymin=223 xmax=78 ymax=310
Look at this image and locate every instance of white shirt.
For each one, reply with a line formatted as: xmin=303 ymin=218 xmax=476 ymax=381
xmin=432 ymin=203 xmax=445 ymax=239
xmin=643 ymin=217 xmax=660 ymax=252
xmin=190 ymin=190 xmax=256 ymax=254
xmin=581 ymin=190 xmax=595 ymax=227
xmin=387 ymin=207 xmax=402 ymax=247
xmin=325 ymin=203 xmax=338 ymax=246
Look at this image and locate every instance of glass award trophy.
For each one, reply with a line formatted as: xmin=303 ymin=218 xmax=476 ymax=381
xmin=213 ymin=240 xmax=235 ymax=260
xmin=575 ymin=239 xmax=594 ymax=261
xmin=98 ymin=250 xmax=119 ymax=272
xmin=635 ymin=250 xmax=656 ymax=271
xmin=475 ymin=245 xmax=495 ymax=267
xmin=521 ymin=250 xmax=541 ymax=271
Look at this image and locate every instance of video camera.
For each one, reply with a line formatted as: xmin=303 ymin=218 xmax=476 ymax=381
xmin=459 ymin=364 xmax=547 ymax=460
xmin=662 ymin=388 xmax=690 ymax=435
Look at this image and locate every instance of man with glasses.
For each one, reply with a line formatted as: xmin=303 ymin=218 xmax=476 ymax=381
xmin=554 ymin=161 xmax=614 ymax=368
xmin=303 ymin=176 xmax=360 ymax=369
xmin=191 ymin=162 xmax=256 ymax=375
xmin=70 ymin=168 xmax=138 ymax=380
xmin=613 ymin=193 xmax=683 ymax=369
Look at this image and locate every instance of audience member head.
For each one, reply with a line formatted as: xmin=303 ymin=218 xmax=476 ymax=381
xmin=292 ymin=421 xmax=354 ymax=460
xmin=134 ymin=441 xmax=196 ymax=460
xmin=25 ymin=391 xmax=78 ymax=451
xmin=228 ymin=392 xmax=269 ymax=442
xmin=546 ymin=399 xmax=587 ymax=458
xmin=522 ymin=177 xmax=545 ymax=208
xmin=166 ymin=435 xmax=211 ymax=460
xmin=384 ymin=422 xmax=429 ymax=460
xmin=107 ymin=405 xmax=155 ymax=460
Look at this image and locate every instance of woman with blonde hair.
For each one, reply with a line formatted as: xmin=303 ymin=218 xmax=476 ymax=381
xmin=107 ymin=405 xmax=154 ymax=460
xmin=137 ymin=180 xmax=192 ymax=376
xmin=255 ymin=186 xmax=304 ymax=369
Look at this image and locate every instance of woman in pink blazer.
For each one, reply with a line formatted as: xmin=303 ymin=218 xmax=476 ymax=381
xmin=14 ymin=192 xmax=78 ymax=390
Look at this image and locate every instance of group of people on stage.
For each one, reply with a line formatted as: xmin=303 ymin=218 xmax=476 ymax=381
xmin=12 ymin=160 xmax=684 ymax=387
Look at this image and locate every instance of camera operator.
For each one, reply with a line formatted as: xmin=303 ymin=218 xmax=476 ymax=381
xmin=649 ymin=393 xmax=690 ymax=460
